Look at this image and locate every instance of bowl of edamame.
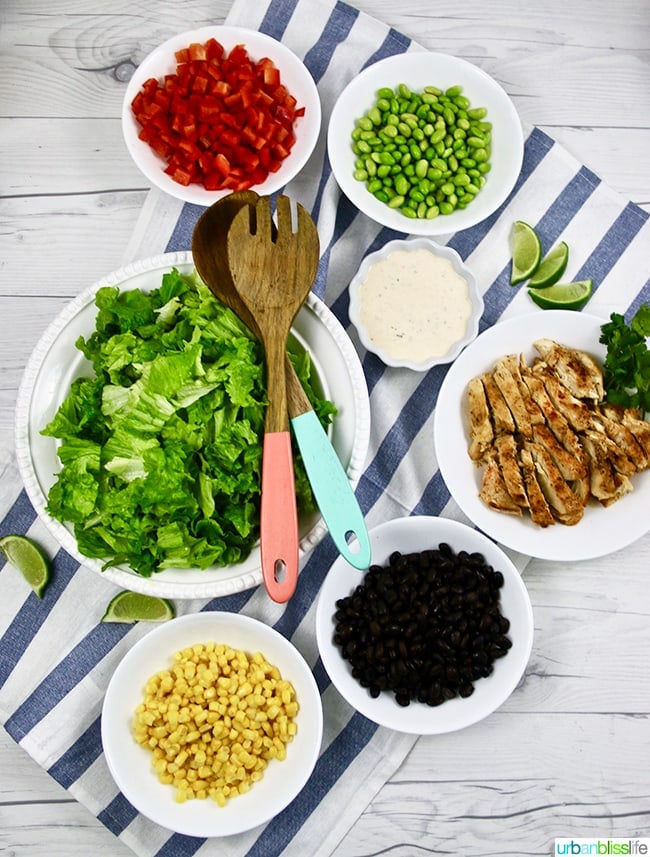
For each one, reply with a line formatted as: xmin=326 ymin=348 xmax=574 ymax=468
xmin=327 ymin=52 xmax=523 ymax=236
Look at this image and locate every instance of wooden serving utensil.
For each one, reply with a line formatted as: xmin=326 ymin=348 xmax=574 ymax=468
xmin=192 ymin=192 xmax=372 ymax=586
xmin=225 ymin=195 xmax=319 ymax=602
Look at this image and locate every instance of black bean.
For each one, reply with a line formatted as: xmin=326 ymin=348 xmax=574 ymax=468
xmin=332 ymin=539 xmax=513 ymax=708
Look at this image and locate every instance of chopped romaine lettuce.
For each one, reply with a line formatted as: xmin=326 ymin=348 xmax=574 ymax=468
xmin=42 ymin=268 xmax=336 ymax=577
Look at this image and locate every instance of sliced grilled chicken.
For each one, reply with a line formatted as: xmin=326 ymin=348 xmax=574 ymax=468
xmin=526 ymin=441 xmax=585 ymax=526
xmin=481 ymin=372 xmax=515 ymax=434
xmin=621 ymin=410 xmax=650 ymax=458
xmin=581 ymin=431 xmax=634 ymax=505
xmin=520 ymin=369 xmax=586 ymax=461
xmin=465 ymin=339 xmax=650 ymax=528
xmin=531 ymin=423 xmax=589 ymax=483
xmin=479 ymin=454 xmax=523 ymax=516
xmin=518 ymin=446 xmax=556 ymax=527
xmin=493 ymin=358 xmax=533 ymax=439
xmin=534 ymin=364 xmax=594 ymax=431
xmin=494 ymin=434 xmax=528 ymax=507
xmin=533 ymin=338 xmax=604 ymax=400
xmin=467 ymin=376 xmax=494 ymax=462
xmin=590 ymin=413 xmax=646 ymax=471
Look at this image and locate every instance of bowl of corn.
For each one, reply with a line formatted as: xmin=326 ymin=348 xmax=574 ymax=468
xmin=101 ymin=611 xmax=323 ymax=837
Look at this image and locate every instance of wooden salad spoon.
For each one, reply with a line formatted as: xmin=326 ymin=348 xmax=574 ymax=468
xmin=225 ymin=194 xmax=317 ymax=602
xmin=192 ymin=194 xmax=371 ymax=593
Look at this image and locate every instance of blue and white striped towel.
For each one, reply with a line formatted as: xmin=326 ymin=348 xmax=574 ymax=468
xmin=1 ymin=0 xmax=649 ymax=855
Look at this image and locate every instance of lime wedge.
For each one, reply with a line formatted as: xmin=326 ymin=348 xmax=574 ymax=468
xmin=528 ymin=279 xmax=593 ymax=310
xmin=510 ymin=221 xmax=542 ymax=285
xmin=101 ymin=591 xmax=175 ymax=623
xmin=0 ymin=534 xmax=51 ymax=598
xmin=527 ymin=240 xmax=569 ymax=288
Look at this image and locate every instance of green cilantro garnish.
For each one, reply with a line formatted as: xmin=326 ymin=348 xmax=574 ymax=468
xmin=599 ymin=303 xmax=650 ymax=413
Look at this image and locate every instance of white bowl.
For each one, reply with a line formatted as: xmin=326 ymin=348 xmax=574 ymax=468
xmin=122 ymin=26 xmax=321 ymax=204
xmin=348 ymin=237 xmax=483 ymax=370
xmin=327 ymin=51 xmax=523 ymax=236
xmin=15 ymin=252 xmax=370 ymax=600
xmin=315 ymin=516 xmax=534 ymax=734
xmin=101 ymin=611 xmax=323 ymax=837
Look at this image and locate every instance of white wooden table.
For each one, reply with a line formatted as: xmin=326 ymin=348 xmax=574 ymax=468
xmin=1 ymin=1 xmax=649 ymax=854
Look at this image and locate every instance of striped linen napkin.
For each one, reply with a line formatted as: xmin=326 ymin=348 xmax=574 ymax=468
xmin=1 ymin=0 xmax=649 ymax=855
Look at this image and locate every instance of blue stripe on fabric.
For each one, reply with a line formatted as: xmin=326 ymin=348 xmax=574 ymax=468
xmin=362 ymin=27 xmax=411 ymax=70
xmin=164 ymin=203 xmax=204 ymax=253
xmin=302 ymin=2 xmax=359 ymax=84
xmin=259 ymin=0 xmax=298 ymax=39
xmin=0 ymin=549 xmax=80 ymax=691
xmin=354 ymin=366 xmax=450 ymax=517
xmin=448 ymin=126 xmax=555 ymax=261
xmin=48 ymin=715 xmax=103 ymax=789
xmin=97 ymin=791 xmax=139 ymax=838
xmin=273 ymin=536 xmax=340 ymax=641
xmin=244 ymin=710 xmax=378 ymax=857
xmin=533 ymin=164 xmax=601 ymax=246
xmin=154 ymin=833 xmax=206 ymax=857
xmin=573 ymin=201 xmax=649 ymax=293
xmin=627 ymin=278 xmax=650 ymax=319
xmin=311 ymin=21 xmax=411 ymax=226
xmin=201 ymin=585 xmax=257 ymax=615
xmin=4 ymin=622 xmax=130 ymax=742
xmin=413 ymin=468 xmax=452 ymax=517
xmin=480 ymin=159 xmax=603 ymax=330
xmin=0 ymin=489 xmax=37 ymax=544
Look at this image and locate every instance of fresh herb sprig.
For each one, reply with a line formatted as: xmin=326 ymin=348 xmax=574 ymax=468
xmin=599 ymin=304 xmax=650 ymax=413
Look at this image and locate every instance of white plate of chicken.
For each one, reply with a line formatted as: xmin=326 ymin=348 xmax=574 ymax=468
xmin=434 ymin=310 xmax=650 ymax=561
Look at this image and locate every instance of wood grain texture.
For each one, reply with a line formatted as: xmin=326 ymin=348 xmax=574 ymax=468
xmin=1 ymin=0 xmax=649 ymax=855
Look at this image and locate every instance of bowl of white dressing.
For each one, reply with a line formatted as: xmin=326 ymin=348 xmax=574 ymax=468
xmin=348 ymin=238 xmax=483 ymax=370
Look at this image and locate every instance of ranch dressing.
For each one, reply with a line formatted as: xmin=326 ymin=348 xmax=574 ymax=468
xmin=357 ymin=247 xmax=472 ymax=363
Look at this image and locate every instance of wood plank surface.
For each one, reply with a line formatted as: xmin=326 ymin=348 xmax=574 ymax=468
xmin=1 ymin=0 xmax=649 ymax=855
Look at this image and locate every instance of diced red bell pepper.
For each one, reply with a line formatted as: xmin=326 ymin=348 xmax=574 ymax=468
xmin=130 ymin=39 xmax=305 ymax=191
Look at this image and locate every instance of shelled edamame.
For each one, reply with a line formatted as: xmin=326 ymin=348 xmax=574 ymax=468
xmin=351 ymin=83 xmax=491 ymax=220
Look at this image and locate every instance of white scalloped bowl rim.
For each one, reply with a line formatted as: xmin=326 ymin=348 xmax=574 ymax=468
xmin=348 ymin=237 xmax=484 ymax=370
xmin=15 ymin=252 xmax=370 ymax=599
xmin=121 ymin=26 xmax=322 ymax=204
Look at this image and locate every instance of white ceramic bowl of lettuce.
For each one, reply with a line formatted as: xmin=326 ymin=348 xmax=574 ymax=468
xmin=15 ymin=252 xmax=370 ymax=599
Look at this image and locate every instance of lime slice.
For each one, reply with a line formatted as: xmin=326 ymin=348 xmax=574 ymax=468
xmin=527 ymin=240 xmax=569 ymax=288
xmin=528 ymin=279 xmax=593 ymax=310
xmin=510 ymin=221 xmax=542 ymax=285
xmin=0 ymin=534 xmax=51 ymax=598
xmin=101 ymin=591 xmax=175 ymax=623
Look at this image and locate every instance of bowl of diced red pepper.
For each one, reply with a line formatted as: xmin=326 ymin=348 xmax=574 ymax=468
xmin=122 ymin=26 xmax=321 ymax=204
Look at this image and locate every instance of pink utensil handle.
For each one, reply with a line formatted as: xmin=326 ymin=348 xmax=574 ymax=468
xmin=260 ymin=430 xmax=299 ymax=602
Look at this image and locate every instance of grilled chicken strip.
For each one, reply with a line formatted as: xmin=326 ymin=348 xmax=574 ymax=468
xmin=481 ymin=372 xmax=515 ymax=434
xmin=580 ymin=431 xmax=634 ymax=505
xmin=520 ymin=369 xmax=587 ymax=464
xmin=518 ymin=446 xmax=555 ymax=527
xmin=592 ymin=413 xmax=648 ymax=471
xmin=533 ymin=338 xmax=604 ymax=400
xmin=467 ymin=376 xmax=494 ymax=463
xmin=534 ymin=364 xmax=594 ymax=432
xmin=493 ymin=358 xmax=533 ymax=439
xmin=525 ymin=441 xmax=585 ymax=526
xmin=479 ymin=454 xmax=523 ymax=516
xmin=494 ymin=434 xmax=528 ymax=507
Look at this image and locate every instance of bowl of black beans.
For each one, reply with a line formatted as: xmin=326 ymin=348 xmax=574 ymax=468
xmin=315 ymin=516 xmax=534 ymax=734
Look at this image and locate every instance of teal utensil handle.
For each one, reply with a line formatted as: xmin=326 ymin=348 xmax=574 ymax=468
xmin=290 ymin=410 xmax=371 ymax=570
